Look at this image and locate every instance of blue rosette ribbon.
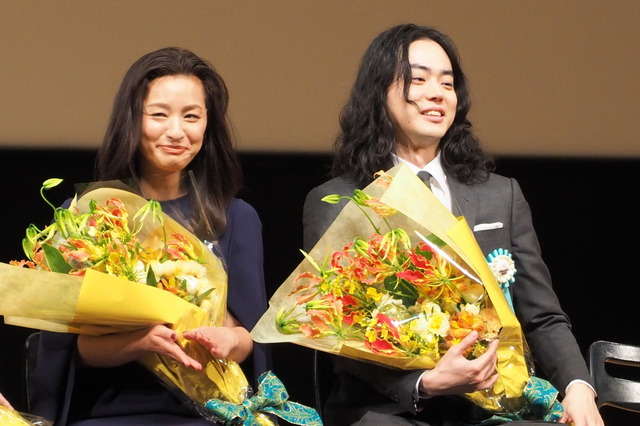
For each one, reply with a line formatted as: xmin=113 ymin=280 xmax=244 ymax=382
xmin=205 ymin=371 xmax=323 ymax=425
xmin=486 ymin=249 xmax=517 ymax=313
xmin=484 ymin=250 xmax=564 ymax=422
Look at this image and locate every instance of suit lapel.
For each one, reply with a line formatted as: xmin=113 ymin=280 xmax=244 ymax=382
xmin=448 ymin=178 xmax=476 ymax=227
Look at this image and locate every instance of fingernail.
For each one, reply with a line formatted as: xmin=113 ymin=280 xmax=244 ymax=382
xmin=171 ymin=332 xmax=177 ymax=340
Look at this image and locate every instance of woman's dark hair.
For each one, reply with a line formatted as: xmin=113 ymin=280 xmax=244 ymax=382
xmin=332 ymin=23 xmax=494 ymax=186
xmin=95 ymin=47 xmax=242 ymax=236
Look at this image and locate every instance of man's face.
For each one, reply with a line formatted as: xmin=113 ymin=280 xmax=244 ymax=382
xmin=386 ymin=39 xmax=457 ymax=150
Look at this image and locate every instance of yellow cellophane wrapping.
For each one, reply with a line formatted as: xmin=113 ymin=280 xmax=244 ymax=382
xmin=0 ymin=187 xmax=248 ymax=406
xmin=0 ymin=407 xmax=44 ymax=426
xmin=252 ymin=164 xmax=529 ymax=412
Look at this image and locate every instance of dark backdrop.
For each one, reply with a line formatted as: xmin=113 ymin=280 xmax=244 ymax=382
xmin=1 ymin=149 xmax=639 ymax=425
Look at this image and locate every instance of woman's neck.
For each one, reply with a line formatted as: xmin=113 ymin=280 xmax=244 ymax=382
xmin=138 ymin=172 xmax=186 ymax=201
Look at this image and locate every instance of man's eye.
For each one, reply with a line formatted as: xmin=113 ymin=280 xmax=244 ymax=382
xmin=412 ymin=77 xmax=425 ymax=83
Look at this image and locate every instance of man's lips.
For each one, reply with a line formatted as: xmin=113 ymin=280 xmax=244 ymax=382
xmin=420 ymin=108 xmax=445 ymax=122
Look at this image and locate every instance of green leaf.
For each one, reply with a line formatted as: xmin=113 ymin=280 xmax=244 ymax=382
xmin=193 ymin=288 xmax=214 ymax=306
xmin=42 ymin=244 xmax=73 ymax=274
xmin=146 ymin=266 xmax=157 ymax=287
xmin=426 ymin=233 xmax=446 ymax=248
xmin=384 ymin=275 xmax=418 ymax=308
xmin=300 ymin=249 xmax=323 ymax=272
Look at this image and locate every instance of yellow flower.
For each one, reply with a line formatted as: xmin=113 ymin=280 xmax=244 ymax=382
xmin=427 ymin=311 xmax=450 ymax=338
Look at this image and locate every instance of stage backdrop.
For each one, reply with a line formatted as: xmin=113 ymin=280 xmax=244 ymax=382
xmin=1 ymin=148 xmax=639 ymax=426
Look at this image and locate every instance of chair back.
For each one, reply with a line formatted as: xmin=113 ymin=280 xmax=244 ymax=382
xmin=24 ymin=331 xmax=40 ymax=413
xmin=589 ymin=340 xmax=640 ymax=413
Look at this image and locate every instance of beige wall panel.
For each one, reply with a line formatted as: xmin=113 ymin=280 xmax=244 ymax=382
xmin=0 ymin=1 xmax=638 ymax=156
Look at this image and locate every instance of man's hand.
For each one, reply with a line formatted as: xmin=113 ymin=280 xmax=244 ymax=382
xmin=560 ymin=382 xmax=604 ymax=426
xmin=419 ymin=331 xmax=499 ymax=396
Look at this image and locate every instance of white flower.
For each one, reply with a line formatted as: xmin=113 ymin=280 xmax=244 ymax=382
xmin=420 ymin=301 xmax=442 ymax=316
xmin=462 ymin=303 xmax=480 ymax=316
xmin=183 ymin=275 xmax=201 ymax=295
xmin=410 ymin=314 xmax=429 ymax=335
xmin=132 ymin=260 xmax=147 ymax=283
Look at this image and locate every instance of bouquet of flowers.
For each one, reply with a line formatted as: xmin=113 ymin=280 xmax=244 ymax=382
xmin=252 ymin=164 xmax=561 ymax=419
xmin=0 ymin=180 xmax=321 ymax=426
xmin=0 ymin=407 xmax=51 ymax=426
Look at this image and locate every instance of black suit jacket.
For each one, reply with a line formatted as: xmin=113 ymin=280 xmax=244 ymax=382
xmin=303 ymin=172 xmax=592 ymax=425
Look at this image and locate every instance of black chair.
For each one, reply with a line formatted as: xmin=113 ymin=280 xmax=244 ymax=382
xmin=312 ymin=349 xmax=335 ymax=420
xmin=23 ymin=331 xmax=40 ymax=413
xmin=588 ymin=340 xmax=640 ymax=414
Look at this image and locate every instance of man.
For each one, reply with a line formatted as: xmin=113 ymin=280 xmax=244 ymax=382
xmin=303 ymin=24 xmax=602 ymax=426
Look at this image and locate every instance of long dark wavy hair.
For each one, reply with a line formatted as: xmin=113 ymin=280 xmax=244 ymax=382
xmin=95 ymin=47 xmax=242 ymax=236
xmin=332 ymin=24 xmax=494 ymax=187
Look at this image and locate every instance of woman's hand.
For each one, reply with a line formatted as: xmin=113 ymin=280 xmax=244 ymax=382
xmin=419 ymin=331 xmax=499 ymax=396
xmin=78 ymin=324 xmax=202 ymax=370
xmin=183 ymin=311 xmax=253 ymax=363
xmin=0 ymin=392 xmax=13 ymax=410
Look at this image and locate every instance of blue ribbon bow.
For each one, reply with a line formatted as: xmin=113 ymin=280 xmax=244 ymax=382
xmin=205 ymin=371 xmax=323 ymax=425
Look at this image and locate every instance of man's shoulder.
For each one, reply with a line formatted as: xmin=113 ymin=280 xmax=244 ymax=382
xmin=307 ymin=174 xmax=360 ymax=198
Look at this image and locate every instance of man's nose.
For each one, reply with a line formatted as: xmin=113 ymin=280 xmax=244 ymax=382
xmin=422 ymin=79 xmax=444 ymax=101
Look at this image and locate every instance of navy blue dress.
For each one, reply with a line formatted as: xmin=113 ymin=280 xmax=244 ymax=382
xmin=31 ymin=196 xmax=270 ymax=425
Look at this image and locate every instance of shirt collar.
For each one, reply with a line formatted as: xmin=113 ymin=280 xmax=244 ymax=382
xmin=393 ymin=152 xmax=447 ymax=186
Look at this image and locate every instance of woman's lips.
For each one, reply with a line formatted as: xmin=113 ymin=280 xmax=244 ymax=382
xmin=160 ymin=145 xmax=187 ymax=154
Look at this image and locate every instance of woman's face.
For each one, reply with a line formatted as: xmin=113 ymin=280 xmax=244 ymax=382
xmin=386 ymin=39 xmax=457 ymax=150
xmin=139 ymin=74 xmax=207 ymax=178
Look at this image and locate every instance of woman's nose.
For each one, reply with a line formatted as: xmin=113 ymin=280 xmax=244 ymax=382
xmin=165 ymin=116 xmax=185 ymax=140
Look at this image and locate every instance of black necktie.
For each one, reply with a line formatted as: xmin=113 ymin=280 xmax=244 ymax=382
xmin=417 ymin=171 xmax=432 ymax=190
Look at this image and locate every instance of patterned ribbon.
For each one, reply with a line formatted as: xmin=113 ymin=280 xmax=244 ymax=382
xmin=484 ymin=376 xmax=564 ymax=423
xmin=205 ymin=371 xmax=323 ymax=425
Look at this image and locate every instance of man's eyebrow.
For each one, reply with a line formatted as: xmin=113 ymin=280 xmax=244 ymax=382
xmin=410 ymin=64 xmax=454 ymax=76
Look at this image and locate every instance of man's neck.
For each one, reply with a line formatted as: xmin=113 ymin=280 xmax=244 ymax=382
xmin=395 ymin=143 xmax=439 ymax=169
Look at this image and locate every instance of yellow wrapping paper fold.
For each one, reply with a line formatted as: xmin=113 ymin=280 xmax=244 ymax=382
xmin=0 ymin=187 xmax=248 ymax=408
xmin=252 ymin=164 xmax=530 ymax=412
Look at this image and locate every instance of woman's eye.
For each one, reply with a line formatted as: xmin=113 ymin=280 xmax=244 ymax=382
xmin=184 ymin=114 xmax=202 ymax=122
xmin=412 ymin=76 xmax=425 ymax=83
xmin=144 ymin=111 xmax=167 ymax=119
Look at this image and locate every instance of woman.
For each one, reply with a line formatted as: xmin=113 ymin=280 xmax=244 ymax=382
xmin=32 ymin=47 xmax=269 ymax=425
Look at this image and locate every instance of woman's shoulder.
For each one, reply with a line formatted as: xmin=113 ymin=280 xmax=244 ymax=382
xmin=227 ymin=198 xmax=261 ymax=223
